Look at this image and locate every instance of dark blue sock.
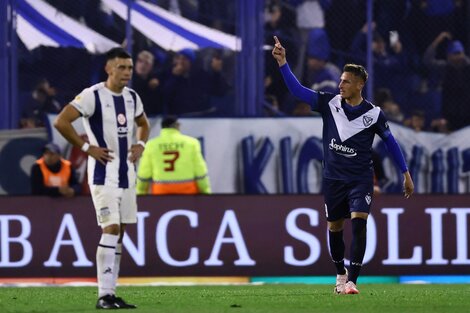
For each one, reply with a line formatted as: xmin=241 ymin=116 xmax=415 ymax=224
xmin=349 ymin=218 xmax=367 ymax=284
xmin=328 ymin=230 xmax=346 ymax=275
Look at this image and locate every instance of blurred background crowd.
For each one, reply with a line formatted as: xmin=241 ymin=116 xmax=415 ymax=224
xmin=15 ymin=0 xmax=470 ymax=133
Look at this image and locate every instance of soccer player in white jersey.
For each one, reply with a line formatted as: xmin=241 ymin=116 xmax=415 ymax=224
xmin=272 ymin=36 xmax=414 ymax=294
xmin=54 ymin=47 xmax=150 ymax=309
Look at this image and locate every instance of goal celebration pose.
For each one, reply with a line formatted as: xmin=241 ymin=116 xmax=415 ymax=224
xmin=272 ymin=36 xmax=414 ymax=294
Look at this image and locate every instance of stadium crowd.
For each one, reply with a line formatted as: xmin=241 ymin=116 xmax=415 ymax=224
xmin=18 ymin=0 xmax=470 ymax=133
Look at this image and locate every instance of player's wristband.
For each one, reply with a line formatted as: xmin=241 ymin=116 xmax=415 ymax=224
xmin=81 ymin=142 xmax=90 ymax=153
xmin=137 ymin=140 xmax=146 ymax=148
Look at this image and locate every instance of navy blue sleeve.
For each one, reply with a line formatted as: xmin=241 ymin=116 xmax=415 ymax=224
xmin=279 ymin=63 xmax=319 ymax=110
xmin=383 ymin=133 xmax=408 ymax=173
xmin=374 ymin=111 xmax=408 ymax=173
xmin=374 ymin=111 xmax=392 ymax=140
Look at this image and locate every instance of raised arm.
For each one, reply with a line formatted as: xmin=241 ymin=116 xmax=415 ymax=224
xmin=272 ymin=36 xmax=317 ymax=105
xmin=423 ymin=32 xmax=451 ymax=71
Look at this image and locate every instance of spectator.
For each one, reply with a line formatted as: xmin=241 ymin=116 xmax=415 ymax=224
xmin=350 ymin=23 xmax=419 ymax=109
xmin=264 ymin=2 xmax=300 ymax=113
xmin=161 ymin=48 xmax=229 ymax=115
xmin=424 ymin=32 xmax=470 ymax=131
xmin=374 ymin=87 xmax=404 ymax=124
xmin=381 ymin=99 xmax=405 ymax=124
xmin=430 ymin=118 xmax=449 ymax=133
xmin=291 ymin=0 xmax=331 ymax=77
xmin=30 ymin=142 xmax=80 ymax=197
xmin=402 ymin=0 xmax=460 ymax=56
xmin=302 ymin=28 xmax=341 ymax=94
xmin=404 ymin=110 xmax=426 ymax=132
xmin=137 ymin=116 xmax=211 ymax=195
xmin=132 ymin=50 xmax=164 ymax=116
xmin=21 ymin=78 xmax=62 ymax=128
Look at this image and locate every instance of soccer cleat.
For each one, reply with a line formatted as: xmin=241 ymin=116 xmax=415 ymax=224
xmin=96 ymin=294 xmax=119 ymax=309
xmin=334 ymin=268 xmax=348 ymax=294
xmin=344 ymin=281 xmax=360 ymax=294
xmin=113 ymin=296 xmax=137 ymax=309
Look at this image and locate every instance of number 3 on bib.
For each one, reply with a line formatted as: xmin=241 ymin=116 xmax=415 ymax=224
xmin=163 ymin=151 xmax=179 ymax=171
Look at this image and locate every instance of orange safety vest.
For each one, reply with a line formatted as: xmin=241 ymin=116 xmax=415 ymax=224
xmin=36 ymin=157 xmax=72 ymax=188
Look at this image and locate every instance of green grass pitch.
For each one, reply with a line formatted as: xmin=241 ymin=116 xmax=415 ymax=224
xmin=0 ymin=284 xmax=469 ymax=313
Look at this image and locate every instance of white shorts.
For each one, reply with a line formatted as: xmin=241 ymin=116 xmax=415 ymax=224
xmin=90 ymin=185 xmax=137 ymax=228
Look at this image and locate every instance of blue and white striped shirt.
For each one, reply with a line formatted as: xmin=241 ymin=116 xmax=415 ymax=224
xmin=71 ymin=82 xmax=144 ymax=188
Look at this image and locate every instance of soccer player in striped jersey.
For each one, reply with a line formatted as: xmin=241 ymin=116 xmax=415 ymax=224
xmin=54 ymin=47 xmax=150 ymax=309
xmin=272 ymin=36 xmax=414 ymax=294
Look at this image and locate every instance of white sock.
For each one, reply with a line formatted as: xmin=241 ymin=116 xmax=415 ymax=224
xmin=96 ymin=234 xmax=119 ymax=298
xmin=112 ymin=243 xmax=122 ymax=294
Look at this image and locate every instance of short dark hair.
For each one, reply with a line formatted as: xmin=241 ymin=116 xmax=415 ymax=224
xmin=105 ymin=47 xmax=131 ymax=62
xmin=343 ymin=64 xmax=368 ymax=82
xmin=161 ymin=116 xmax=179 ymax=128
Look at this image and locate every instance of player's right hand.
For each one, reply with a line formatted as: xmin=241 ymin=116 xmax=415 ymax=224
xmin=87 ymin=145 xmax=114 ymax=165
xmin=272 ymin=36 xmax=287 ymax=66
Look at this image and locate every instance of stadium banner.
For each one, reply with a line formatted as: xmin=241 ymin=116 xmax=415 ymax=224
xmin=16 ymin=0 xmax=119 ymax=53
xmin=0 ymin=195 xmax=469 ymax=277
xmin=45 ymin=115 xmax=470 ymax=195
xmin=1 ymin=116 xmax=470 ymax=195
xmin=101 ymin=0 xmax=241 ymax=51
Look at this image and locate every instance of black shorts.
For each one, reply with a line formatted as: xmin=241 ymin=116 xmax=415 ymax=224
xmin=323 ymin=177 xmax=374 ymax=222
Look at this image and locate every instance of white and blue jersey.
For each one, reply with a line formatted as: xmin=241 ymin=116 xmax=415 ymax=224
xmin=71 ymin=83 xmax=144 ymax=188
xmin=313 ymin=92 xmax=390 ymax=181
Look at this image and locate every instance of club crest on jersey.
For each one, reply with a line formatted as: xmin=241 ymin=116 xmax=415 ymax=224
xmin=363 ymin=115 xmax=373 ymax=127
xmin=365 ymin=193 xmax=372 ymax=205
xmin=117 ymin=113 xmax=127 ymax=125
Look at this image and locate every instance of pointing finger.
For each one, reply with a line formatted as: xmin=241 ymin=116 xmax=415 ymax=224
xmin=274 ymin=36 xmax=280 ymax=45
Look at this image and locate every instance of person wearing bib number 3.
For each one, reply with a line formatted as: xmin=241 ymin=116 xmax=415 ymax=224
xmin=136 ymin=116 xmax=211 ymax=195
xmin=272 ymin=35 xmax=414 ymax=295
xmin=54 ymin=48 xmax=150 ymax=309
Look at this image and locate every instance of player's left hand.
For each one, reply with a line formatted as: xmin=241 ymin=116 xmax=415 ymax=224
xmin=272 ymin=36 xmax=286 ymax=66
xmin=128 ymin=144 xmax=144 ymax=163
xmin=403 ymin=171 xmax=414 ymax=198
